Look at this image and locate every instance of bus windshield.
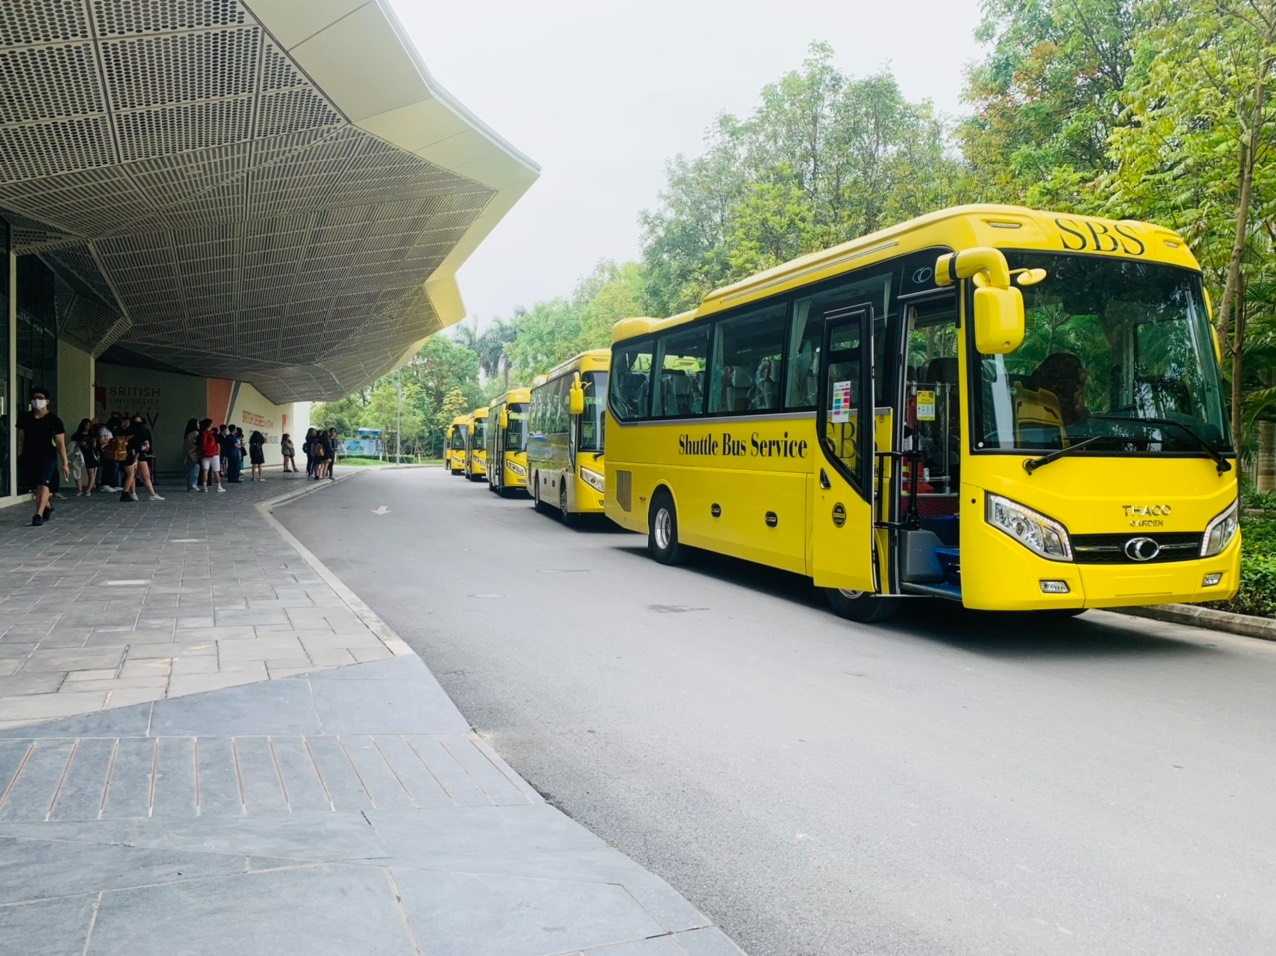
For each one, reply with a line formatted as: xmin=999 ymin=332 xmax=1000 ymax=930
xmin=580 ymin=371 xmax=608 ymax=452
xmin=450 ymin=428 xmax=466 ymax=451
xmin=507 ymin=403 xmax=528 ymax=451
xmin=474 ymin=418 xmax=487 ymax=447
xmin=975 ymin=252 xmax=1231 ymax=455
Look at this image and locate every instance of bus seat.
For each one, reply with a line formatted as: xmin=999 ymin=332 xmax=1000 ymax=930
xmin=662 ymin=369 xmax=690 ymax=416
xmin=925 ymin=356 xmax=958 ymax=385
xmin=750 ymin=356 xmax=778 ymax=409
xmin=1013 ymin=384 xmax=1067 ymax=447
xmin=727 ymin=366 xmax=752 ymax=411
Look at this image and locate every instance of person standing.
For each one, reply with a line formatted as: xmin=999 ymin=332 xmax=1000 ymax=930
xmin=16 ymin=387 xmax=70 ymax=527
xmin=197 ymin=419 xmax=225 ymax=492
xmin=123 ymin=414 xmax=163 ymax=501
xmin=326 ymin=428 xmax=340 ymax=480
xmin=311 ymin=427 xmax=330 ymax=480
xmin=97 ymin=423 xmax=116 ymax=491
xmin=249 ymin=430 xmax=266 ymax=480
xmin=280 ymin=433 xmax=296 ymax=472
xmin=234 ymin=428 xmax=247 ymax=483
xmin=182 ymin=418 xmax=200 ymax=491
xmin=71 ymin=418 xmax=99 ymax=496
xmin=303 ymin=427 xmax=316 ymax=479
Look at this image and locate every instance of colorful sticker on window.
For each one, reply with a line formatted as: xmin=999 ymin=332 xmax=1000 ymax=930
xmin=831 ymin=381 xmax=852 ymax=423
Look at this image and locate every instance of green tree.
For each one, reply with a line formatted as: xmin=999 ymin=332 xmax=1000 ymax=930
xmin=959 ymin=0 xmax=1144 ymax=207
xmin=1105 ymin=0 xmax=1276 ymax=451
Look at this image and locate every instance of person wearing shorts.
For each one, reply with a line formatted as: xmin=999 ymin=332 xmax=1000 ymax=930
xmin=16 ymin=387 xmax=70 ymax=527
xmin=197 ymin=419 xmax=225 ymax=492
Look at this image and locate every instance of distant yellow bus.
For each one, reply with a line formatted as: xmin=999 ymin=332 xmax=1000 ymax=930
xmin=605 ymin=204 xmax=1238 ymax=622
xmin=446 ymin=415 xmax=469 ymax=475
xmin=528 ymin=350 xmax=609 ymax=521
xmin=487 ymin=388 xmax=531 ymax=496
xmin=466 ymin=407 xmax=489 ymax=482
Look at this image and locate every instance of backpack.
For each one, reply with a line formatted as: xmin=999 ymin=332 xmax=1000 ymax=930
xmin=111 ymin=436 xmax=129 ymax=462
xmin=200 ymin=429 xmax=219 ymax=458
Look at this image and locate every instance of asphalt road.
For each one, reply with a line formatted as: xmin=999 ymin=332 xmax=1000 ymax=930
xmin=279 ymin=468 xmax=1276 ymax=956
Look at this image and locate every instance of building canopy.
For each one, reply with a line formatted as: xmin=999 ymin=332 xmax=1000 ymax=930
xmin=0 ymin=0 xmax=538 ymax=402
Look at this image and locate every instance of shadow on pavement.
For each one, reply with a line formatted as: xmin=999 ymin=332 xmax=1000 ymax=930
xmin=612 ymin=543 xmax=1218 ymax=659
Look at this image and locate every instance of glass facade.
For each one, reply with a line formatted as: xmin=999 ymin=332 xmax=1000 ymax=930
xmin=10 ymin=252 xmax=59 ymax=497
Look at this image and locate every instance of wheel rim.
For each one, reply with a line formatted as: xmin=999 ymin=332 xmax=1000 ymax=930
xmin=838 ymin=589 xmax=865 ymax=600
xmin=654 ymin=507 xmax=673 ymax=551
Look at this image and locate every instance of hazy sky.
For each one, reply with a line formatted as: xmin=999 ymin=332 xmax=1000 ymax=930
xmin=389 ymin=0 xmax=987 ymax=325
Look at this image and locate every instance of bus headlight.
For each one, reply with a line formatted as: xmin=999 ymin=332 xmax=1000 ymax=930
xmin=506 ymin=460 xmax=526 ymax=478
xmin=579 ymin=467 xmax=605 ymax=493
xmin=985 ymin=493 xmax=1072 ymax=561
xmin=1201 ymin=499 xmax=1238 ymax=557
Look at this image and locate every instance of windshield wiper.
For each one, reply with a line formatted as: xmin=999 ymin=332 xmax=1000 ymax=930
xmin=1089 ymin=414 xmax=1232 ymax=474
xmin=1023 ymin=435 xmax=1112 ymax=474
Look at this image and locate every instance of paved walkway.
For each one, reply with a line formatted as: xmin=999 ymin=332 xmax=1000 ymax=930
xmin=0 ymin=470 xmax=745 ymax=955
xmin=0 ymin=472 xmax=411 ymax=729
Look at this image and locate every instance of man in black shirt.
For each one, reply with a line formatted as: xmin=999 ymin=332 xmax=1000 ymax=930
xmin=16 ymin=387 xmax=69 ymax=527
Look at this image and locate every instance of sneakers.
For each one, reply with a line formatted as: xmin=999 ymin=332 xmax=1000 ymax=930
xmin=216 ymin=485 xmax=226 ymax=493
xmin=149 ymin=493 xmax=165 ymax=501
xmin=120 ymin=492 xmax=131 ymax=502
xmin=196 ymin=486 xmax=206 ymax=493
xmin=42 ymin=507 xmax=53 ymax=521
xmin=30 ymin=514 xmax=42 ymax=527
xmin=100 ymin=485 xmax=118 ymax=493
xmin=129 ymin=492 xmax=140 ymax=501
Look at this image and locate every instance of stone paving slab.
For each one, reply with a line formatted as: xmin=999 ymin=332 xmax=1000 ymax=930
xmin=0 ymin=472 xmax=412 ymax=730
xmin=0 ymin=656 xmax=745 ymax=956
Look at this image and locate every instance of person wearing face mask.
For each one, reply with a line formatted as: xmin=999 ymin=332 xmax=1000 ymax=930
xmin=16 ymin=387 xmax=69 ymax=527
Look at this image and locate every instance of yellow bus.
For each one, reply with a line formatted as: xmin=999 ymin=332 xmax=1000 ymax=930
xmin=605 ymin=204 xmax=1239 ymax=622
xmin=528 ymin=350 xmax=609 ymax=522
xmin=487 ymin=388 xmax=531 ymax=496
xmin=447 ymin=415 xmax=469 ymax=476
xmin=465 ymin=407 xmax=488 ymax=482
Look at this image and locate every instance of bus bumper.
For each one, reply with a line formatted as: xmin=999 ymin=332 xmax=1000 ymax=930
xmin=960 ymin=524 xmax=1240 ymax=611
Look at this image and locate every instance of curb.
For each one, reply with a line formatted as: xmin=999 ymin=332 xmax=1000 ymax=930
xmin=256 ymin=471 xmax=414 ymax=656
xmin=1117 ymin=604 xmax=1276 ymax=642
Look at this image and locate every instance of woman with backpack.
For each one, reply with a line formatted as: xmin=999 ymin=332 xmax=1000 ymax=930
xmin=197 ymin=419 xmax=225 ymax=492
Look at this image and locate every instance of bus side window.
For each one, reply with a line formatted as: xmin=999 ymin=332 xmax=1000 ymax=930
xmin=654 ymin=327 xmax=709 ymax=418
xmin=612 ymin=344 xmax=654 ymax=421
xmin=709 ymin=304 xmax=786 ymax=414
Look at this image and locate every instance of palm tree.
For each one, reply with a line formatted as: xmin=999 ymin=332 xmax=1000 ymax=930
xmin=476 ymin=318 xmax=519 ymax=390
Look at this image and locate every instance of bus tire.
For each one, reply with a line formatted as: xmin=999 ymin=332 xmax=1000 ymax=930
xmin=648 ymin=491 xmax=688 ymax=565
xmin=824 ymin=588 xmax=900 ymax=624
xmin=532 ymin=474 xmax=546 ymax=512
xmin=560 ymin=482 xmax=577 ymax=526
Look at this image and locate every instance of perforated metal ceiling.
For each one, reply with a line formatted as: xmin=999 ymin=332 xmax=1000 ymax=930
xmin=0 ymin=0 xmax=535 ymax=402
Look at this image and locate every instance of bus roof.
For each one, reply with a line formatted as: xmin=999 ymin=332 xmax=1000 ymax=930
xmin=612 ymin=205 xmax=1200 ymax=342
xmin=450 ymin=415 xmax=469 ymax=427
xmin=471 ymin=406 xmax=489 ymax=419
xmin=488 ymin=387 xmax=531 ymax=411
xmin=537 ymin=349 xmax=610 ymax=385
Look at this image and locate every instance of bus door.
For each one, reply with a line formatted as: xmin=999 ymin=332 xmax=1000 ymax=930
xmin=811 ymin=305 xmax=881 ymax=593
xmin=494 ymin=407 xmax=506 ymax=486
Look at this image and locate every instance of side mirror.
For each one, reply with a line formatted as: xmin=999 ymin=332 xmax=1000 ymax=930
xmin=973 ymin=286 xmax=1026 ymax=355
xmin=569 ymin=385 xmax=585 ymax=417
xmin=499 ymin=409 xmax=509 ymax=429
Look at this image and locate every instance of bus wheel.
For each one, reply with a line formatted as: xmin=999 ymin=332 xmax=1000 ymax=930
xmin=648 ymin=491 xmax=688 ymax=565
xmin=532 ymin=474 xmax=545 ymax=512
xmin=559 ymin=483 xmax=577 ymax=526
xmin=824 ymin=588 xmax=900 ymax=623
